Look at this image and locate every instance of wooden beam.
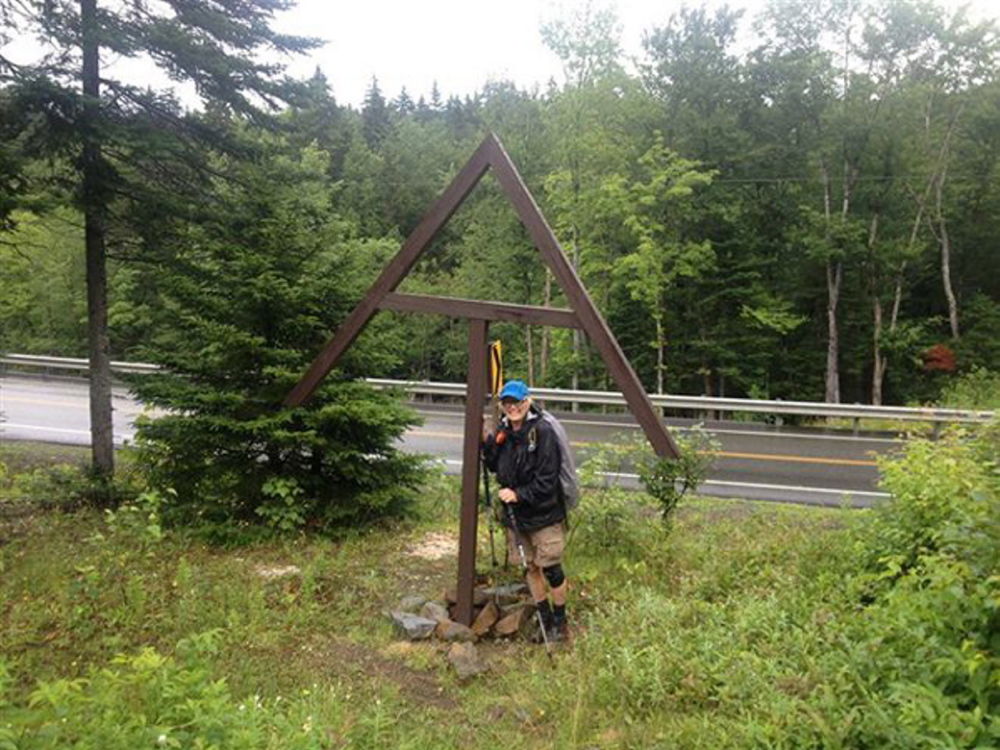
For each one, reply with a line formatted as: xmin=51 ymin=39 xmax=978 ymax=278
xmin=379 ymin=293 xmax=582 ymax=329
xmin=284 ymin=139 xmax=494 ymax=406
xmin=456 ymin=319 xmax=489 ymax=626
xmin=484 ymin=135 xmax=681 ymax=458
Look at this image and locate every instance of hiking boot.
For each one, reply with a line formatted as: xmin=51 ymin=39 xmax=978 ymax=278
xmin=550 ymin=614 xmax=569 ymax=643
xmin=529 ymin=616 xmax=569 ymax=644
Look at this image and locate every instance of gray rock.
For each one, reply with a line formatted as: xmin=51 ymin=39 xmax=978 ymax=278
xmin=389 ymin=611 xmax=437 ymax=640
xmin=397 ymin=595 xmax=427 ymax=614
xmin=419 ymin=601 xmax=451 ymax=623
xmin=481 ymin=583 xmax=528 ymax=604
xmin=448 ymin=642 xmax=486 ymax=679
xmin=444 ymin=587 xmax=488 ymax=606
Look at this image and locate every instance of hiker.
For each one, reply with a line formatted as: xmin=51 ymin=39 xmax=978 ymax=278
xmin=482 ymin=379 xmax=570 ymax=642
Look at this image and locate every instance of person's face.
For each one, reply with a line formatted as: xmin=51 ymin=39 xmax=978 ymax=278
xmin=501 ymin=396 xmax=530 ymax=423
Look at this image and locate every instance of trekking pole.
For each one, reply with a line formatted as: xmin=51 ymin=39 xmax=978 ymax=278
xmin=481 ymin=453 xmax=498 ymax=568
xmin=504 ymin=501 xmax=554 ymax=661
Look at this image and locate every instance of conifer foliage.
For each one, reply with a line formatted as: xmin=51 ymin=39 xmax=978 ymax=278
xmin=126 ymin=144 xmax=427 ymax=537
xmin=0 ymin=0 xmax=320 ymax=480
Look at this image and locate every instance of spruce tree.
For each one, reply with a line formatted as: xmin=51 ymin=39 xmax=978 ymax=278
xmin=0 ymin=0 xmax=319 ymax=481
xmin=125 ymin=140 xmax=427 ymax=537
xmin=361 ymin=77 xmax=391 ymax=148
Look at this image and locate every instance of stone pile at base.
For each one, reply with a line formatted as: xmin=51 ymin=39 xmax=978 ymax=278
xmin=387 ymin=582 xmax=539 ymax=679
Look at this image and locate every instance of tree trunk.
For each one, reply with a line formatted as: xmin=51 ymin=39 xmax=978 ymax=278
xmin=936 ymin=171 xmax=960 ymax=339
xmin=871 ymin=295 xmax=885 ymax=406
xmin=866 ymin=214 xmax=886 ymax=406
xmin=924 ymin=105 xmax=963 ymax=340
xmin=570 ymin=229 xmax=581 ymax=411
xmin=525 ymin=324 xmax=534 ymax=386
xmin=825 ymin=260 xmax=842 ymax=404
xmin=540 ymin=269 xmax=551 ymax=382
xmin=655 ymin=316 xmax=665 ymax=395
xmin=81 ymin=0 xmax=115 ymax=480
xmin=820 ymin=164 xmax=841 ymax=404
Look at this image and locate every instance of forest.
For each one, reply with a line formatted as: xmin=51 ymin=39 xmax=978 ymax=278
xmin=2 ymin=0 xmax=999 ymax=450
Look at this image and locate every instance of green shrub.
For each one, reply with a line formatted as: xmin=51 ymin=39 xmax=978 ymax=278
xmin=124 ymin=146 xmax=428 ymax=537
xmin=817 ymin=422 xmax=1000 ymax=747
xmin=0 ymin=631 xmax=346 ymax=750
xmin=580 ymin=426 xmax=718 ymax=525
xmin=7 ymin=463 xmax=89 ymax=510
xmin=938 ymin=366 xmax=1000 ymax=411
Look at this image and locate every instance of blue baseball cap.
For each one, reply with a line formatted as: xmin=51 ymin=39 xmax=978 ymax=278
xmin=499 ymin=379 xmax=530 ymax=402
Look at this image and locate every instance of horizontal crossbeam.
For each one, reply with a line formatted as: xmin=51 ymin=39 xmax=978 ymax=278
xmin=378 ymin=293 xmax=582 ymax=328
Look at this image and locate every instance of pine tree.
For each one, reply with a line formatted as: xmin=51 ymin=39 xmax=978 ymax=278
xmin=362 ymin=77 xmax=391 ymax=148
xmin=125 ymin=141 xmax=426 ymax=536
xmin=393 ymin=86 xmax=415 ymax=116
xmin=0 ymin=0 xmax=318 ymax=482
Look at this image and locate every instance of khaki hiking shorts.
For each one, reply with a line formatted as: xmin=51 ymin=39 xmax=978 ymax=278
xmin=507 ymin=521 xmax=566 ymax=569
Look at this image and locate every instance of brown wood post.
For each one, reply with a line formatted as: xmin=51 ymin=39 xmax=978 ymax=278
xmin=456 ymin=318 xmax=489 ymax=625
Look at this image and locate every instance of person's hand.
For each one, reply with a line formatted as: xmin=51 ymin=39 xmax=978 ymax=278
xmin=482 ymin=415 xmax=496 ymax=443
xmin=499 ymin=488 xmax=518 ymax=504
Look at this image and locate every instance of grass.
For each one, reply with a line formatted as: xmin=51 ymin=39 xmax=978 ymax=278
xmin=1 ymin=443 xmax=865 ymax=748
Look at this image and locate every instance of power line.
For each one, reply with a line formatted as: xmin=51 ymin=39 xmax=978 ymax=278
xmin=709 ymin=173 xmax=993 ymax=185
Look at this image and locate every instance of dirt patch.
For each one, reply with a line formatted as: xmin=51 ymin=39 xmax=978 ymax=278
xmin=405 ymin=531 xmax=458 ymax=561
xmin=254 ymin=564 xmax=302 ymax=580
xmin=300 ymin=635 xmax=458 ymax=711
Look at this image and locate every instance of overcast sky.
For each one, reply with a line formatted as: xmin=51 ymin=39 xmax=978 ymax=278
xmin=269 ymin=0 xmax=998 ymax=108
xmin=3 ymin=0 xmax=996 ymax=109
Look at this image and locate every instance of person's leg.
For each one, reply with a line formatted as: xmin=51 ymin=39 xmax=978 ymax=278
xmin=525 ymin=563 xmax=552 ymax=629
xmin=524 ymin=564 xmax=548 ymax=602
xmin=508 ymin=529 xmax=551 ymax=624
xmin=536 ymin=524 xmax=569 ymax=639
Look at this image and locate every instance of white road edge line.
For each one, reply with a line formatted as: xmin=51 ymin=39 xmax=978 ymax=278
xmin=1 ymin=423 xmax=91 ymax=435
xmin=434 ymin=460 xmax=890 ymax=499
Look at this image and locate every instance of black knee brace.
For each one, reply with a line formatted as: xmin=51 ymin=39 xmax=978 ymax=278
xmin=542 ymin=563 xmax=565 ymax=588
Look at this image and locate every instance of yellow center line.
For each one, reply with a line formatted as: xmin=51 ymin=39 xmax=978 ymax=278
xmin=407 ymin=429 xmax=879 ymax=467
xmin=701 ymin=450 xmax=877 ymax=467
xmin=1 ymin=396 xmax=88 ymax=408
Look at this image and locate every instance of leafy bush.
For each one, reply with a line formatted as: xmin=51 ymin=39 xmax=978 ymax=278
xmin=6 ymin=463 xmax=89 ymax=510
xmin=0 ymin=631 xmax=343 ymax=750
xmin=938 ymin=366 xmax=1000 ymax=411
xmin=637 ymin=425 xmax=719 ymax=525
xmin=578 ymin=426 xmax=718 ymax=526
xmin=823 ymin=422 xmax=1000 ymax=747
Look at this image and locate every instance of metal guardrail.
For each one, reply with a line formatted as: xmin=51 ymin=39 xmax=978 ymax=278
xmin=2 ymin=354 xmax=994 ymax=425
xmin=1 ymin=353 xmax=160 ymax=374
xmin=365 ymin=379 xmax=995 ymax=425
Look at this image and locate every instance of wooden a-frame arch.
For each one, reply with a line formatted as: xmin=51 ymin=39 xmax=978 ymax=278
xmin=286 ymin=132 xmax=680 ymax=625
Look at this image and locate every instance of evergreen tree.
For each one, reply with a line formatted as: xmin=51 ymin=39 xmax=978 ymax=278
xmin=125 ymin=142 xmax=426 ymax=536
xmin=362 ymin=76 xmax=391 ymax=148
xmin=393 ymin=86 xmax=415 ymax=116
xmin=0 ymin=0 xmax=319 ymax=481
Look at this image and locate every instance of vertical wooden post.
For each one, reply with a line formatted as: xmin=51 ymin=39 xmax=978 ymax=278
xmin=456 ymin=319 xmax=489 ymax=625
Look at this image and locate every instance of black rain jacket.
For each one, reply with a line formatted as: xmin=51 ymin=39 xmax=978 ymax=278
xmin=483 ymin=405 xmax=565 ymax=533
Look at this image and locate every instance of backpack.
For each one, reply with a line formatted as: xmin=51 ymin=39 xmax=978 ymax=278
xmin=531 ymin=410 xmax=579 ymax=511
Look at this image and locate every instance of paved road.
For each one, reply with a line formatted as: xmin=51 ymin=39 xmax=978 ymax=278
xmin=1 ymin=375 xmax=899 ymax=506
